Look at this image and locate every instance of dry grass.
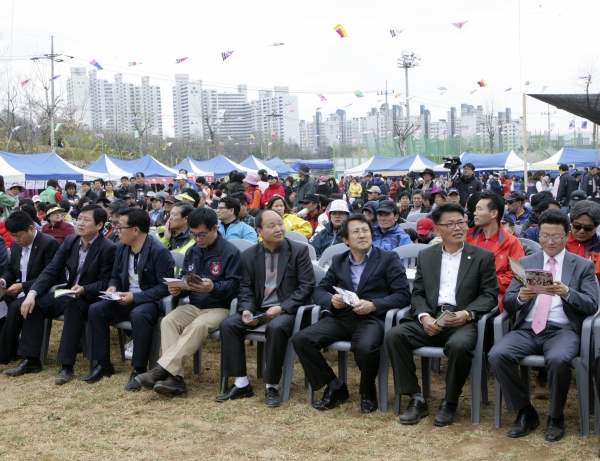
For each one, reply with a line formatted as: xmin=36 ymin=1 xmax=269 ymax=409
xmin=0 ymin=324 xmax=598 ymax=461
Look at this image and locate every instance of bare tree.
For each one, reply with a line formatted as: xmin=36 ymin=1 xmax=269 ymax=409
xmin=394 ymin=117 xmax=420 ymax=157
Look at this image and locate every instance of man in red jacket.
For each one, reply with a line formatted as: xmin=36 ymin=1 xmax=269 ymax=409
xmin=261 ymin=173 xmax=285 ymax=207
xmin=466 ymin=191 xmax=524 ymax=312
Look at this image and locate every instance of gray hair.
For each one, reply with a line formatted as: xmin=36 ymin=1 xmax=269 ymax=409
xmin=570 ymin=200 xmax=600 ymax=227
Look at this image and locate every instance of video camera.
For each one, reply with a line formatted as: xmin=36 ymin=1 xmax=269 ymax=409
xmin=443 ymin=157 xmax=462 ymax=182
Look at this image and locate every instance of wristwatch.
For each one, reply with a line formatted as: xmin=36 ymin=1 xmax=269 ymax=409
xmin=463 ymin=310 xmax=473 ymax=322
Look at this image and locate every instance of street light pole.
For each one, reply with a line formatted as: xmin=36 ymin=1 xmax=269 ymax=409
xmin=397 ymin=51 xmax=421 ymax=156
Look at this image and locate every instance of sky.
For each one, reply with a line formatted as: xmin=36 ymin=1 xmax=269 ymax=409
xmin=1 ymin=0 xmax=599 ymax=138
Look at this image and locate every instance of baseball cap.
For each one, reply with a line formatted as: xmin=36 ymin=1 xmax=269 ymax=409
xmin=329 ymin=200 xmax=349 ymax=213
xmin=431 ymin=190 xmax=447 ymax=199
xmin=505 ymin=191 xmax=526 ymax=203
xmin=501 ymin=216 xmax=515 ymax=226
xmin=145 ymin=191 xmax=156 ymax=198
xmin=108 ymin=199 xmax=127 ymax=209
xmin=32 ymin=195 xmax=41 ymax=203
xmin=150 ymin=196 xmax=164 ymax=203
xmin=377 ymin=201 xmax=399 ymax=214
xmin=299 ymin=193 xmax=320 ymax=204
xmin=175 ymin=192 xmax=195 ymax=203
xmin=164 ymin=195 xmax=176 ymax=204
xmin=367 ymin=185 xmax=381 ymax=194
xmin=351 ymin=199 xmax=364 ymax=212
xmin=416 ymin=218 xmax=434 ymax=235
xmin=123 ymin=193 xmax=135 ymax=199
xmin=363 ymin=201 xmax=379 ymax=215
xmin=267 ymin=172 xmax=279 ymax=179
xmin=175 ymin=173 xmax=187 ymax=181
xmin=570 ymin=190 xmax=587 ymax=205
xmin=447 ymin=188 xmax=459 ymax=196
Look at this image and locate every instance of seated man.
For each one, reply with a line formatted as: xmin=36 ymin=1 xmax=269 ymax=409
xmin=82 ymin=208 xmax=175 ymax=390
xmin=230 ymin=192 xmax=256 ymax=229
xmin=416 ymin=218 xmax=435 ymax=244
xmin=216 ymin=196 xmax=258 ymax=243
xmin=386 ymin=202 xmax=498 ymax=427
xmin=217 ymin=210 xmax=315 ymax=407
xmin=157 ymin=202 xmax=195 ymax=254
xmin=0 ymin=211 xmax=60 ymax=364
xmin=136 ymin=208 xmax=242 ymax=396
xmin=311 ymin=200 xmax=349 ymax=259
xmin=565 ymin=200 xmax=600 ymax=283
xmin=525 ymin=199 xmax=561 ymax=243
xmin=372 ymin=201 xmax=411 ymax=250
xmin=3 ymin=205 xmax=116 ymax=383
xmin=489 ymin=209 xmax=598 ymax=442
xmin=503 ymin=191 xmax=531 ymax=225
xmin=293 ymin=214 xmax=411 ymax=413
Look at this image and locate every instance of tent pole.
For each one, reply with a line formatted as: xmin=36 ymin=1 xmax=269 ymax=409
xmin=595 ymin=123 xmax=598 ymax=167
xmin=522 ymin=93 xmax=528 ymax=184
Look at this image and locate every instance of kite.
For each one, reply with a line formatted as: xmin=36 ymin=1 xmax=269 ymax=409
xmin=11 ymin=126 xmax=21 ymax=132
xmin=304 ymin=137 xmax=309 ymax=142
xmin=219 ymin=142 xmax=225 ymax=146
xmin=33 ymin=125 xmax=41 ymax=132
xmin=452 ymin=21 xmax=468 ymax=29
xmin=394 ymin=93 xmax=402 ymax=98
xmin=76 ymin=120 xmax=83 ymax=126
xmin=288 ymin=110 xmax=295 ymax=112
xmin=189 ymin=139 xmax=195 ymax=143
xmin=190 ymin=121 xmax=199 ymax=125
xmin=453 ymin=134 xmax=460 ymax=137
xmin=354 ymin=90 xmax=364 ymax=98
xmin=89 ymin=59 xmax=103 ymax=70
xmin=317 ymin=94 xmax=327 ymax=101
xmin=153 ymin=114 xmax=161 ymax=119
xmin=271 ymin=132 xmax=277 ymax=138
xmin=541 ymin=86 xmax=548 ymax=93
xmin=103 ymin=118 xmax=112 ymax=124
xmin=128 ymin=62 xmax=142 ymax=66
xmin=582 ymin=121 xmax=588 ymax=129
xmin=470 ymin=90 xmax=477 ymax=94
xmin=333 ymin=24 xmax=348 ymax=38
xmin=54 ymin=124 xmax=62 ymax=132
xmin=569 ymin=120 xmax=575 ymax=129
xmin=176 ymin=57 xmax=189 ymax=64
xmin=283 ymin=102 xmax=292 ymax=106
xmin=130 ymin=117 xmax=136 ymax=123
xmin=442 ymin=129 xmax=447 ymax=134
xmin=167 ymin=142 xmax=173 ymax=147
xmin=173 ymin=124 xmax=178 ymax=128
xmin=134 ymin=131 xmax=139 ymax=139
xmin=250 ymin=134 xmax=255 ymax=140
xmin=251 ymin=104 xmax=260 ymax=108
xmin=249 ymin=142 xmax=254 ymax=145
xmin=97 ymin=133 xmax=105 ymax=139
xmin=268 ymin=142 xmax=273 ymax=146
xmin=440 ymin=91 xmax=446 ymax=95
xmin=217 ymin=109 xmax=226 ymax=118
xmin=21 ymin=79 xmax=30 ymax=87
xmin=270 ymin=43 xmax=284 ymax=46
xmin=228 ymin=136 xmax=233 ymax=141
xmin=477 ymin=79 xmax=488 ymax=87
xmin=148 ymin=142 xmax=154 ymax=145
xmin=221 ymin=51 xmax=234 ymax=61
xmin=390 ymin=29 xmax=404 ymax=38
xmin=386 ymin=130 xmax=393 ymax=135
xmin=524 ymin=81 xmax=533 ymax=86
xmin=345 ymin=104 xmax=353 ymax=108
xmin=336 ymin=135 xmax=341 ymax=140
xmin=151 ymin=128 xmax=159 ymax=135
xmin=353 ymin=138 xmax=357 ymax=144
xmin=316 ymin=107 xmax=322 ymax=111
xmin=50 ymin=75 xmax=61 ymax=81
xmin=438 ymin=86 xmax=447 ymax=90
xmin=505 ymin=88 xmax=512 ymax=92
xmin=234 ymin=143 xmax=239 ymax=145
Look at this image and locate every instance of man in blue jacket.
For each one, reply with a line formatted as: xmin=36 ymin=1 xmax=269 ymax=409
xmin=81 ymin=208 xmax=174 ymax=391
xmin=311 ymin=200 xmax=349 ymax=259
xmin=372 ymin=201 xmax=411 ymax=250
xmin=217 ymin=196 xmax=257 ymax=244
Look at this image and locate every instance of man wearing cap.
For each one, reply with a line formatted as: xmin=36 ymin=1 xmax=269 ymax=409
xmin=467 ymin=190 xmax=525 ymax=312
xmin=148 ymin=196 xmax=164 ymax=226
xmin=42 ymin=206 xmax=75 ymax=245
xmin=351 ymin=199 xmax=364 ymax=215
xmin=361 ymin=173 xmax=375 ymax=202
xmin=366 ymin=186 xmax=381 ymax=202
xmin=311 ymin=200 xmax=349 ymax=259
xmin=294 ymin=164 xmax=315 ymax=211
xmin=362 ymin=201 xmax=379 ymax=225
xmin=503 ymin=191 xmax=531 ymax=225
xmin=244 ymin=174 xmax=262 ymax=210
xmin=416 ymin=218 xmax=436 ymax=244
xmin=431 ymin=190 xmax=447 ymax=209
xmin=217 ymin=197 xmax=258 ymax=243
xmin=569 ymin=190 xmax=586 ymax=209
xmin=446 ymin=188 xmax=461 ymax=204
xmin=582 ymin=165 xmax=599 ymax=201
xmin=565 ymin=200 xmax=600 ymax=283
xmin=261 ymin=173 xmax=285 ymax=207
xmin=452 ymin=163 xmax=483 ymax=207
xmin=123 ymin=193 xmax=136 ymax=206
xmin=373 ymin=201 xmax=411 ymax=250
xmin=298 ymin=194 xmax=321 ymax=236
xmin=158 ymin=202 xmax=195 ymax=254
xmin=154 ymin=195 xmax=175 ymax=227
xmin=172 ymin=174 xmax=194 ymax=196
xmin=556 ymin=164 xmax=578 ymax=212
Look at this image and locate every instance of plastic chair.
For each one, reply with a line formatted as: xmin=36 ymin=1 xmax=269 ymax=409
xmin=393 ymin=306 xmax=499 ymax=425
xmin=406 ymin=213 xmax=429 ymax=223
xmin=400 ymin=222 xmax=417 ymax=231
xmin=306 ymin=305 xmax=400 ymax=413
xmin=393 ymin=243 xmax=428 ymax=270
xmin=514 ymin=225 xmax=522 ymax=236
xmin=286 ymin=231 xmax=309 ymax=244
xmin=518 ymin=238 xmax=541 ymax=253
xmin=296 ymin=241 xmax=317 ymax=261
xmin=229 ymin=238 xmax=255 ymax=253
xmin=318 ymin=243 xmax=348 ymax=268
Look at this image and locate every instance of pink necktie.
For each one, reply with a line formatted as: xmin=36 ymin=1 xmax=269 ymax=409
xmin=532 ymin=257 xmax=556 ymax=334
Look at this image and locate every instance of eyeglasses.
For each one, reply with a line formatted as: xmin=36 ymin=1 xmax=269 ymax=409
xmin=115 ymin=225 xmax=134 ymax=231
xmin=350 ymin=228 xmax=371 ymax=236
xmin=190 ymin=231 xmax=209 ymax=239
xmin=217 ymin=206 xmax=230 ymax=210
xmin=539 ymin=234 xmax=566 ymax=242
xmin=572 ymin=222 xmax=596 ymax=232
xmin=438 ymin=220 xmax=468 ymax=230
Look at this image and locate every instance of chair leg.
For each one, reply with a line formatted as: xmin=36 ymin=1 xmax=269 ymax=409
xmin=494 ymin=378 xmax=503 ymax=428
xmin=194 ymin=347 xmax=202 ymax=374
xmin=574 ymin=358 xmax=590 ymax=437
xmin=470 ymin=354 xmax=482 ymax=425
xmin=595 ymin=380 xmax=600 ymax=436
xmin=481 ymin=358 xmax=489 ymax=406
xmin=256 ymin=341 xmax=265 ymax=379
xmin=394 ymin=393 xmax=401 ymax=415
xmin=117 ymin=328 xmax=126 ymax=363
xmin=338 ymin=351 xmax=348 ymax=383
xmin=148 ymin=321 xmax=161 ymax=370
xmin=421 ymin=357 xmax=431 ymax=399
xmin=39 ymin=318 xmax=53 ymax=366
xmin=378 ymin=345 xmax=389 ymax=413
xmin=219 ymin=340 xmax=228 ymax=394
xmin=280 ymin=341 xmax=295 ymax=403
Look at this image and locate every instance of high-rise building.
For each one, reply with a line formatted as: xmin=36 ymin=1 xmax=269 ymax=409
xmin=250 ymin=87 xmax=300 ymax=143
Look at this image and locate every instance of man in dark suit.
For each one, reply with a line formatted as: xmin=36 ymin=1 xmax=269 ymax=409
xmin=81 ymin=208 xmax=174 ymax=390
xmin=128 ymin=172 xmax=153 ymax=200
xmin=386 ymin=202 xmax=498 ymax=427
xmin=3 ymin=205 xmax=116 ymax=383
xmin=582 ymin=165 xmax=598 ymax=200
xmin=0 ymin=211 xmax=60 ymax=364
xmin=216 ymin=210 xmax=316 ymax=407
xmin=489 ymin=209 xmax=598 ymax=442
xmin=556 ymin=164 xmax=578 ymax=212
xmin=293 ymin=214 xmax=411 ymax=413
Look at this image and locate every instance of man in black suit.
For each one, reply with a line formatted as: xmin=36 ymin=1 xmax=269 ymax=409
xmin=0 ymin=211 xmax=60 ymax=364
xmin=81 ymin=207 xmax=174 ymax=390
xmin=386 ymin=202 xmax=498 ymax=427
xmin=216 ymin=210 xmax=316 ymax=407
xmin=556 ymin=164 xmax=578 ymax=212
xmin=128 ymin=172 xmax=153 ymax=200
xmin=490 ymin=209 xmax=598 ymax=442
xmin=293 ymin=214 xmax=411 ymax=413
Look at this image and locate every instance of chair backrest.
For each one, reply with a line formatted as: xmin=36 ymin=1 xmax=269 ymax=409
xmin=406 ymin=213 xmax=429 ymax=223
xmin=514 ymin=224 xmax=522 ymax=236
xmin=318 ymin=243 xmax=348 ymax=268
xmin=519 ymin=238 xmax=541 ymax=253
xmin=302 ymin=242 xmax=317 ymax=261
xmin=400 ymin=222 xmax=417 ymax=231
xmin=393 ymin=243 xmax=429 ymax=269
xmin=313 ymin=265 xmax=326 ymax=285
xmin=171 ymin=251 xmax=186 ymax=278
xmin=229 ymin=238 xmax=255 ymax=253
xmin=286 ymin=231 xmax=309 ymax=244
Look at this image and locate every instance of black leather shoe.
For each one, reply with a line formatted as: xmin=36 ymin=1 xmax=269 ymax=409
xmin=265 ymin=387 xmax=281 ymax=407
xmin=125 ymin=370 xmax=142 ymax=391
xmin=3 ymin=358 xmax=42 ymax=377
xmin=507 ymin=406 xmax=540 ymax=438
xmin=360 ymin=394 xmax=378 ymax=414
xmin=154 ymin=375 xmax=188 ymax=396
xmin=54 ymin=366 xmax=74 ymax=385
xmin=434 ymin=400 xmax=458 ymax=427
xmin=399 ymin=396 xmax=429 ymax=425
xmin=312 ymin=384 xmax=350 ymax=411
xmin=545 ymin=414 xmax=565 ymax=442
xmin=78 ymin=364 xmax=115 ymax=383
xmin=135 ymin=366 xmax=170 ymax=390
xmin=215 ymin=384 xmax=254 ymax=402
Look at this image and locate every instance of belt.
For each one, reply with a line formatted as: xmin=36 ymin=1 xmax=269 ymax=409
xmin=438 ymin=304 xmax=457 ymax=313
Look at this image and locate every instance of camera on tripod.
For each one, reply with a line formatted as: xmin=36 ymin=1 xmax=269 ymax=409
xmin=443 ymin=157 xmax=462 ymax=182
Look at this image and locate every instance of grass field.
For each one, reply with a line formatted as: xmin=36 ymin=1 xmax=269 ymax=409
xmin=0 ymin=324 xmax=598 ymax=461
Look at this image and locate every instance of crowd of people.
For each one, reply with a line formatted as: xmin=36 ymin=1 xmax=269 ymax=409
xmin=0 ymin=159 xmax=599 ymax=447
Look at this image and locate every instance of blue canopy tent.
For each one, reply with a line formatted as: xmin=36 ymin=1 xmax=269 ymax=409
xmin=344 ymin=155 xmax=437 ymax=175
xmin=290 ymin=159 xmax=333 ymax=171
xmin=239 ymin=156 xmax=277 ymax=177
xmin=175 ymin=155 xmax=249 ymax=178
xmin=266 ymin=157 xmax=296 ymax=176
xmin=531 ymin=148 xmax=600 ymax=170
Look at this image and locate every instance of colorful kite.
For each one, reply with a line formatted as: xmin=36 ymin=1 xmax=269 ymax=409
xmin=390 ymin=29 xmax=404 ymax=38
xmin=354 ymin=90 xmax=364 ymax=98
xmin=394 ymin=93 xmax=402 ymax=99
xmin=524 ymin=81 xmax=532 ymax=86
xmin=128 ymin=62 xmax=142 ymax=66
xmin=250 ymin=134 xmax=255 ymax=140
xmin=221 ymin=51 xmax=234 ymax=61
xmin=190 ymin=121 xmax=199 ymax=125
xmin=333 ymin=24 xmax=348 ymax=38
xmin=130 ymin=117 xmax=136 ymax=123
xmin=217 ymin=109 xmax=226 ymax=118
xmin=50 ymin=75 xmax=61 ymax=81
xmin=89 ymin=59 xmax=103 ymax=70
xmin=477 ymin=79 xmax=488 ymax=87
xmin=470 ymin=90 xmax=477 ymax=94
xmin=33 ymin=125 xmax=41 ymax=132
xmin=288 ymin=110 xmax=295 ymax=112
xmin=153 ymin=114 xmax=161 ymax=119
xmin=21 ymin=79 xmax=30 ymax=87
xmin=219 ymin=142 xmax=225 ymax=146
xmin=251 ymin=104 xmax=260 ymax=108
xmin=569 ymin=120 xmax=575 ymax=129
xmin=76 ymin=120 xmax=83 ymax=126
xmin=54 ymin=123 xmax=62 ymax=132
xmin=438 ymin=86 xmax=448 ymax=90
xmin=505 ymin=88 xmax=512 ymax=92
xmin=270 ymin=43 xmax=284 ymax=46
xmin=97 ymin=133 xmax=105 ymax=139
xmin=582 ymin=121 xmax=588 ymax=129
xmin=173 ymin=124 xmax=178 ymax=128
xmin=271 ymin=132 xmax=277 ymax=139
xmin=317 ymin=94 xmax=327 ymax=101
xmin=452 ymin=21 xmax=468 ymax=29
xmin=176 ymin=57 xmax=189 ymax=64
xmin=228 ymin=136 xmax=233 ymax=141
xmin=11 ymin=126 xmax=21 ymax=132
xmin=103 ymin=118 xmax=112 ymax=124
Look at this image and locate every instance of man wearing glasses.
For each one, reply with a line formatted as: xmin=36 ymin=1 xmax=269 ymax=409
xmin=216 ymin=197 xmax=257 ymax=244
xmin=135 ymin=207 xmax=242 ymax=396
xmin=503 ymin=191 xmax=531 ymax=226
xmin=565 ymin=201 xmax=600 ymax=283
xmin=490 ymin=209 xmax=598 ymax=442
xmin=386 ymin=202 xmax=498 ymax=427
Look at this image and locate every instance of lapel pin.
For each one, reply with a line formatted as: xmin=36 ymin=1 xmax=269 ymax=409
xmin=468 ymin=256 xmax=471 ymax=259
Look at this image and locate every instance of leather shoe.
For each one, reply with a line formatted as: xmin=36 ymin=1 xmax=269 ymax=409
xmin=360 ymin=394 xmax=378 ymax=414
xmin=125 ymin=370 xmax=142 ymax=391
xmin=79 ymin=363 xmax=115 ymax=384
xmin=312 ymin=384 xmax=350 ymax=411
xmin=135 ymin=366 xmax=170 ymax=390
xmin=3 ymin=358 xmax=42 ymax=377
xmin=545 ymin=414 xmax=565 ymax=442
xmin=215 ymin=384 xmax=254 ymax=402
xmin=434 ymin=400 xmax=458 ymax=427
xmin=507 ymin=406 xmax=540 ymax=438
xmin=54 ymin=366 xmax=74 ymax=385
xmin=399 ymin=396 xmax=429 ymax=425
xmin=154 ymin=375 xmax=188 ymax=396
xmin=265 ymin=387 xmax=281 ymax=407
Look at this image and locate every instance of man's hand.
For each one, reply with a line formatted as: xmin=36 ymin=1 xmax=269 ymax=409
xmin=106 ymin=286 xmax=117 ymax=293
xmin=353 ymin=300 xmax=376 ymax=316
xmin=264 ymin=306 xmax=283 ymax=321
xmin=331 ymin=294 xmax=347 ymax=309
xmin=444 ymin=311 xmax=468 ymax=328
xmin=242 ymin=310 xmax=259 ymax=327
xmin=71 ymin=285 xmax=85 ymax=298
xmin=117 ymin=292 xmax=134 ymax=305
xmin=168 ymin=286 xmax=181 ymax=296
xmin=20 ymin=294 xmax=36 ymax=319
xmin=544 ymin=281 xmax=569 ymax=298
xmin=421 ymin=315 xmax=443 ymax=337
xmin=163 ymin=220 xmax=172 ymax=239
xmin=187 ymin=278 xmax=214 ymax=293
xmin=5 ymin=283 xmax=23 ymax=297
xmin=518 ymin=286 xmax=538 ymax=302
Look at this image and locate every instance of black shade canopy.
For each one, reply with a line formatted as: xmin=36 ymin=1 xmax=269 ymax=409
xmin=528 ymin=93 xmax=600 ymax=126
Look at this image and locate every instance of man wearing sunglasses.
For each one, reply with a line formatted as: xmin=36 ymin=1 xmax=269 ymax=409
xmin=503 ymin=191 xmax=531 ymax=225
xmin=565 ymin=200 xmax=600 ymax=283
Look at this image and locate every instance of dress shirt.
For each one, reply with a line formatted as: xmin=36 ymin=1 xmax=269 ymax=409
xmin=1 ymin=231 xmax=37 ymax=289
xmin=73 ymin=235 xmax=99 ymax=286
xmin=128 ymin=251 xmax=142 ymax=294
xmin=348 ymin=247 xmax=372 ymax=292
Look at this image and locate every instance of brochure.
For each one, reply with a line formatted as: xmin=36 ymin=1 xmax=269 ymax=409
xmin=333 ymin=286 xmax=360 ymax=307
xmin=98 ymin=291 xmax=124 ymax=301
xmin=508 ymin=257 xmax=554 ymax=294
xmin=163 ymin=273 xmax=204 ymax=290
xmin=435 ymin=310 xmax=456 ymax=327
xmin=54 ymin=289 xmax=77 ymax=298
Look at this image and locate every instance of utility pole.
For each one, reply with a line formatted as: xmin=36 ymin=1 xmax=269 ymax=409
xmin=541 ymin=104 xmax=556 ymax=142
xmin=522 ymin=94 xmax=528 ymax=184
xmin=377 ymin=81 xmax=395 ymax=142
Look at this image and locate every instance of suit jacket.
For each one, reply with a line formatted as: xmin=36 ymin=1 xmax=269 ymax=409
xmin=237 ymin=239 xmax=316 ymax=315
xmin=1 ymin=231 xmax=61 ymax=294
xmin=127 ymin=183 xmax=152 ymax=198
xmin=313 ymin=246 xmax=411 ymax=321
xmin=109 ymin=234 xmax=173 ymax=305
xmin=0 ymin=236 xmax=8 ymax=280
xmin=30 ymin=234 xmax=116 ymax=302
xmin=503 ymin=251 xmax=598 ymax=335
xmin=556 ymin=172 xmax=578 ymax=206
xmin=411 ymin=242 xmax=498 ymax=318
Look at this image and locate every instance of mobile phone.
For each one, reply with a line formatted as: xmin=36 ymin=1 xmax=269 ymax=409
xmin=249 ymin=312 xmax=268 ymax=321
